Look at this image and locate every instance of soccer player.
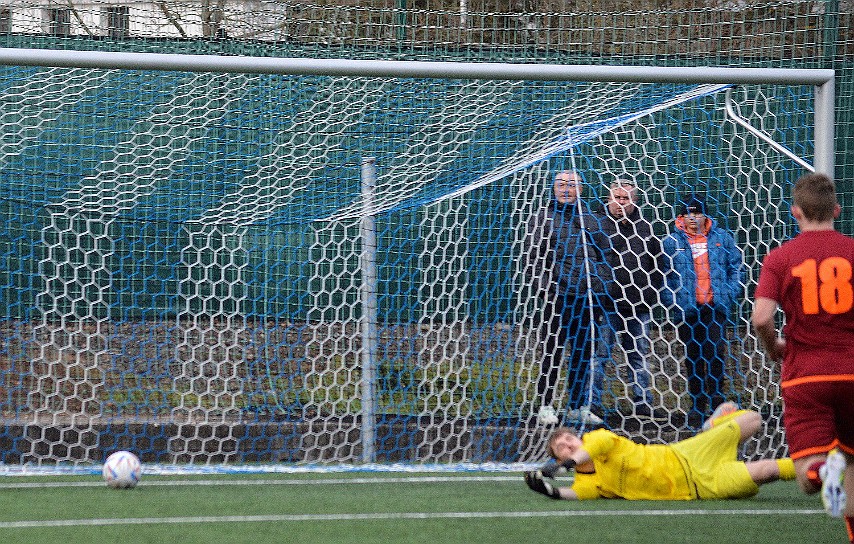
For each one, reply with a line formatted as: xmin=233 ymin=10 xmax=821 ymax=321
xmin=752 ymin=172 xmax=854 ymax=539
xmin=524 ymin=404 xmax=796 ymax=500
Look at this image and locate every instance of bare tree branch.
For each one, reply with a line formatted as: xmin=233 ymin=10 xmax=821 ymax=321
xmin=67 ymin=0 xmax=94 ymax=37
xmin=157 ymin=1 xmax=187 ymax=38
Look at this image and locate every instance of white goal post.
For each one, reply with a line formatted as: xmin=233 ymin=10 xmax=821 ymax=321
xmin=0 ymin=47 xmax=835 ymax=468
xmin=0 ymin=49 xmax=834 ymax=168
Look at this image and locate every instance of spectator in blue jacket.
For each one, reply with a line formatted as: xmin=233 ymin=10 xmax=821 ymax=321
xmin=525 ymin=170 xmax=610 ymax=427
xmin=661 ymin=197 xmax=744 ymax=427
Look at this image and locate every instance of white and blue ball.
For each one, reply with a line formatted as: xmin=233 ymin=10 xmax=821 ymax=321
xmin=102 ymin=450 xmax=142 ymax=489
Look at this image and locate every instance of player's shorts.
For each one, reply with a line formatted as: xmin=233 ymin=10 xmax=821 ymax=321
xmin=670 ymin=412 xmax=759 ymax=499
xmin=781 ymin=376 xmax=854 ymax=459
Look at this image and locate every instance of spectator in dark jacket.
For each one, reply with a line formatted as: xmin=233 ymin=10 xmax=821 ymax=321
xmin=525 ymin=170 xmax=610 ymax=426
xmin=590 ymin=178 xmax=667 ymax=420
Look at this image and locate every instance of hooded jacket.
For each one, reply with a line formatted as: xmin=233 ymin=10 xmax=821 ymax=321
xmin=660 ymin=215 xmax=744 ymax=318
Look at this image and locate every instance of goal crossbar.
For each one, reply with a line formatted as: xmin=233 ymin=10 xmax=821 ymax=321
xmin=0 ymin=47 xmax=835 ymax=85
xmin=0 ymin=47 xmax=836 ymax=174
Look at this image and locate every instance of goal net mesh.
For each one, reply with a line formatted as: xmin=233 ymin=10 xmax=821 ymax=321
xmin=0 ymin=63 xmax=813 ymax=466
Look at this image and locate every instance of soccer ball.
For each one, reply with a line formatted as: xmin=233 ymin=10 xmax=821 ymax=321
xmin=102 ymin=450 xmax=142 ymax=489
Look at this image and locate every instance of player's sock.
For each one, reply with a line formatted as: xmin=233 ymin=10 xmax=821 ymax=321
xmin=776 ymin=458 xmax=796 ymax=481
xmin=807 ymin=460 xmax=825 ymax=489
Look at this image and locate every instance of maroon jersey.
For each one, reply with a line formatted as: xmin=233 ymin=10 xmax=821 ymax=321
xmin=755 ymin=230 xmax=854 ymax=383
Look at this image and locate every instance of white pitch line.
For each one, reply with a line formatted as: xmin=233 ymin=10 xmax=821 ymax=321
xmin=0 ymin=508 xmax=826 ymax=529
xmin=0 ymin=475 xmax=520 ymax=489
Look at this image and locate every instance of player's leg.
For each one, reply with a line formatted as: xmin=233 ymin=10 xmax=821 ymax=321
xmin=745 ymin=458 xmax=796 ymax=485
xmin=796 ymin=453 xmax=837 ymax=494
xmin=788 ymin=380 xmax=854 ymax=539
xmin=670 ymin=408 xmax=759 ymax=485
xmin=837 ymin=402 xmax=854 ymax=537
xmin=844 ymin=450 xmax=854 ymax=514
xmin=843 ymin=451 xmax=854 ymax=542
xmin=703 ymin=401 xmax=740 ymax=431
xmin=731 ymin=409 xmax=762 ymax=442
xmin=671 ymin=409 xmax=758 ymax=452
xmin=837 ymin=382 xmax=854 ymax=520
xmin=783 ymin=379 xmax=853 ymax=521
xmin=677 ymin=414 xmax=793 ymax=499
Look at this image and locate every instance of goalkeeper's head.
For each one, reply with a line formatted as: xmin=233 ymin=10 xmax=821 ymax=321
xmin=547 ymin=426 xmax=582 ymax=462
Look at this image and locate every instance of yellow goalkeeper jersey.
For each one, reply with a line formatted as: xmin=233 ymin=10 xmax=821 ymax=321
xmin=571 ymin=428 xmax=694 ymax=500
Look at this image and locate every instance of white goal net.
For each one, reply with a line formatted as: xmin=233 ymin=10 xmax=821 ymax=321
xmin=0 ymin=52 xmax=833 ymax=467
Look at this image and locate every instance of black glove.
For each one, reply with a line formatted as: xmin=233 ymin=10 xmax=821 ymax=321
xmin=524 ymin=470 xmax=562 ymax=500
xmin=540 ymin=458 xmax=577 ymax=479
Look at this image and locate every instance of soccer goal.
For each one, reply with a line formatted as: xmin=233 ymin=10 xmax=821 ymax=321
xmin=0 ymin=48 xmax=834 ymax=468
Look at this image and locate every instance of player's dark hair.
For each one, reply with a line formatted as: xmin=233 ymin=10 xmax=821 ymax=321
xmin=793 ymin=172 xmax=837 ymax=221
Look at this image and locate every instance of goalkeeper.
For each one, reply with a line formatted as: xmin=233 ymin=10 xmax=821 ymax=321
xmin=524 ymin=404 xmax=795 ymax=500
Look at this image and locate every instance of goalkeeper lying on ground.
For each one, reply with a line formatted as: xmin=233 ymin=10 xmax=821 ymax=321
xmin=525 ymin=403 xmax=796 ymax=500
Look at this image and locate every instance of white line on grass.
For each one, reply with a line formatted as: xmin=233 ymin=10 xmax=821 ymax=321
xmin=0 ymin=509 xmax=826 ymax=529
xmin=0 ymin=475 xmax=520 ymax=489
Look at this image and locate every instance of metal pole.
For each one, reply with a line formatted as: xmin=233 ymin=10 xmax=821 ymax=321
xmin=813 ymin=78 xmax=836 ymax=176
xmin=396 ymin=0 xmax=407 ymax=43
xmin=360 ymin=157 xmax=378 ymax=463
xmin=0 ymin=48 xmax=835 ymax=86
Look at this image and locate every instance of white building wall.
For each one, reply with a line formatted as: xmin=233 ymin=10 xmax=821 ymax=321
xmin=0 ymin=1 xmax=291 ymax=39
